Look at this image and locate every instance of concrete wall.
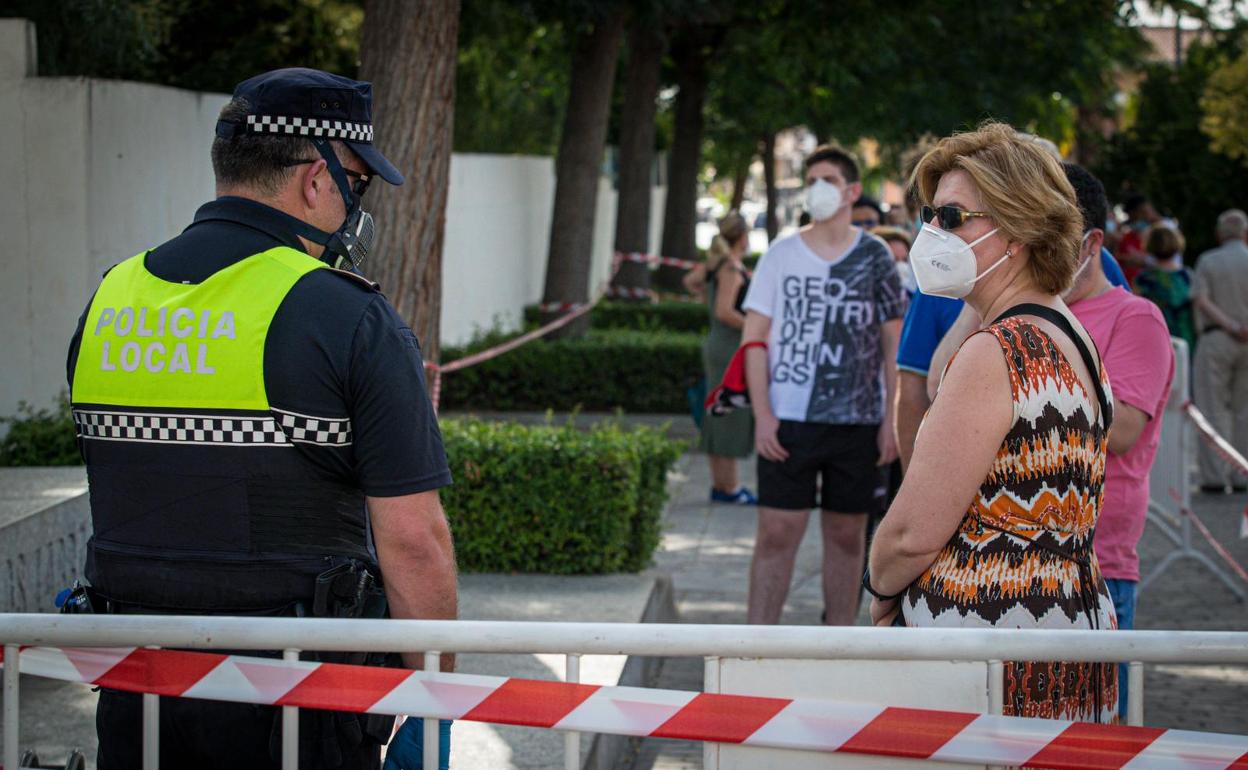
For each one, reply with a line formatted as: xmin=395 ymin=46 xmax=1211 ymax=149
xmin=0 ymin=18 xmax=664 ymax=418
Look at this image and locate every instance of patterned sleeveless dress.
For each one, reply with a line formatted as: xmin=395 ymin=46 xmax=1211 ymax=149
xmin=901 ymin=317 xmax=1119 ymax=724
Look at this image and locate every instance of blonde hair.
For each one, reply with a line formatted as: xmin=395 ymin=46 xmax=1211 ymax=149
xmin=707 ymin=212 xmax=749 ymax=270
xmin=1146 ymin=225 xmax=1184 ymax=260
xmin=911 ymin=121 xmax=1083 ymax=295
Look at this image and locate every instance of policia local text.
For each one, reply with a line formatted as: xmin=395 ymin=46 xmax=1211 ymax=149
xmin=92 ymin=306 xmax=236 ymax=374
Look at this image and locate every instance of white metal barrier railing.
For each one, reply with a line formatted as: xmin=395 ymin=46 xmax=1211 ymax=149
xmin=4 ymin=616 xmax=1248 ymax=770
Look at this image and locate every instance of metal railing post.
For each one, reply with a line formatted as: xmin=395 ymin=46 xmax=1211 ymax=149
xmin=142 ymin=690 xmax=160 ymax=770
xmin=1128 ymin=661 xmax=1144 ymax=726
xmin=3 ymin=644 xmax=18 ymax=770
xmin=987 ymin=660 xmax=1004 ymax=770
xmin=703 ymin=656 xmax=720 ymax=770
xmin=564 ymin=653 xmax=582 ymax=770
xmin=424 ymin=652 xmax=441 ymax=770
xmin=283 ymin=649 xmax=299 ymax=770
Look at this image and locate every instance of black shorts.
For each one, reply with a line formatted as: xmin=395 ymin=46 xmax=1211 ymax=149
xmin=758 ymin=421 xmax=883 ymax=512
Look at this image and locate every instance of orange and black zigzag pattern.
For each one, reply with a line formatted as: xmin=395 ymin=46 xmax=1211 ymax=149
xmin=904 ymin=318 xmax=1119 ymax=724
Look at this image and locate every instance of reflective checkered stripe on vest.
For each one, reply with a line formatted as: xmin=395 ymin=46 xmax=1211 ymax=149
xmin=71 ymin=247 xmax=373 ymax=613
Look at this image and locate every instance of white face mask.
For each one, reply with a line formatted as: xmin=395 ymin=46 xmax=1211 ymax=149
xmin=805 ymin=179 xmax=844 ymax=222
xmin=896 ymin=260 xmax=918 ymax=294
xmin=909 ymin=223 xmax=1011 ymax=299
xmin=1061 ymin=232 xmax=1097 ymax=301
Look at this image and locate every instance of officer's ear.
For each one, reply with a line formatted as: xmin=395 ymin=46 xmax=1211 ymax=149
xmin=299 ymin=158 xmax=330 ymax=210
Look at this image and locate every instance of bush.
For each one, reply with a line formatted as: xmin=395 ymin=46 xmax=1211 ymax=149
xmin=524 ymin=300 xmax=707 ymax=334
xmin=441 ymin=419 xmax=684 ymax=573
xmin=0 ymin=396 xmax=81 ymax=467
xmin=441 ymin=329 xmax=703 ymax=413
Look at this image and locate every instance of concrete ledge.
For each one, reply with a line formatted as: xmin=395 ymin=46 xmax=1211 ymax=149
xmin=0 ymin=467 xmax=89 ymax=613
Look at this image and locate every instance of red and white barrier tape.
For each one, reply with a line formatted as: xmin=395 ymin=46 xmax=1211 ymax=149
xmin=604 ymin=285 xmax=656 ymax=301
xmin=423 ymin=257 xmax=625 ymax=411
xmin=3 ymin=645 xmax=1247 ymax=769
xmin=1182 ymin=402 xmax=1248 ymax=538
xmin=616 ymin=250 xmax=700 ymax=271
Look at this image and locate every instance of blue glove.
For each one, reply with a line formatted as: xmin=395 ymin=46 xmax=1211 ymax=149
xmin=383 ymin=718 xmax=452 ymax=770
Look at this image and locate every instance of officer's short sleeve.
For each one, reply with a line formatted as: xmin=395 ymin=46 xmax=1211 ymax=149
xmin=348 ymin=297 xmax=452 ymax=496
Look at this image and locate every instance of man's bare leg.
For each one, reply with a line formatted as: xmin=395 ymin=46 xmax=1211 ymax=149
xmin=747 ymin=506 xmax=810 ymax=624
xmin=821 ymin=511 xmax=868 ymax=625
xmin=708 ymin=454 xmax=740 ymax=494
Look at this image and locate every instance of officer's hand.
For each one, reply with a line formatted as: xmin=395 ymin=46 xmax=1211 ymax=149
xmin=383 ymin=718 xmax=452 ymax=770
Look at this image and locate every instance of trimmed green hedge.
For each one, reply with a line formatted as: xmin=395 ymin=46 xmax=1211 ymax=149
xmin=524 ymin=300 xmax=707 ymax=334
xmin=441 ymin=419 xmax=683 ymax=573
xmin=441 ymin=329 xmax=702 ymax=413
xmin=0 ymin=402 xmax=685 ymax=574
xmin=0 ymin=396 xmax=80 ymax=467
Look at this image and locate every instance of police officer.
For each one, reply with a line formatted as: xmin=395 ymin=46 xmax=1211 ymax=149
xmin=65 ymin=68 xmax=457 ymax=769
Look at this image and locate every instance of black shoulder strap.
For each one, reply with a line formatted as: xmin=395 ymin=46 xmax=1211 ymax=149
xmin=991 ymin=303 xmax=1113 ymax=431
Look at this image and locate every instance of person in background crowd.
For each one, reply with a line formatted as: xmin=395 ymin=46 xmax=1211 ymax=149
xmin=689 ymin=212 xmax=758 ymax=504
xmin=884 ymin=204 xmax=912 ymax=230
xmin=741 ymin=144 xmax=903 ymax=626
xmin=1062 ymin=162 xmax=1175 ymax=720
xmin=851 ymin=194 xmax=883 ymax=230
xmin=868 ymin=123 xmax=1118 ymax=724
xmin=874 ymin=226 xmax=916 ymax=298
xmin=1116 ymin=194 xmax=1163 ymax=285
xmin=1136 ymin=225 xmax=1196 ymax=354
xmin=1191 ymin=209 xmax=1248 ymax=493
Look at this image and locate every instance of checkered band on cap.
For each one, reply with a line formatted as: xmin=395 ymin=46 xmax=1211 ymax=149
xmin=245 ymin=114 xmax=374 ymax=143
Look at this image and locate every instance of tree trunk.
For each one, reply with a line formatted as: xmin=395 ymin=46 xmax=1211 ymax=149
xmin=358 ymin=0 xmax=459 ymax=363
xmin=541 ymin=9 xmax=626 ymax=335
xmin=729 ymin=160 xmax=748 ymax=211
xmin=611 ymin=20 xmax=665 ymax=300
xmin=762 ymin=131 xmax=778 ymax=243
xmin=657 ymin=28 xmax=713 ymax=291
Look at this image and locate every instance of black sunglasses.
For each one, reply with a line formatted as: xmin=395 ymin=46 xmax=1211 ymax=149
xmin=281 ymin=159 xmax=371 ymax=197
xmin=922 ymin=204 xmax=990 ymax=231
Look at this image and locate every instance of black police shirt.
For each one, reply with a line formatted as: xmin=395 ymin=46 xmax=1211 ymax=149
xmin=66 ymin=196 xmax=452 ymax=498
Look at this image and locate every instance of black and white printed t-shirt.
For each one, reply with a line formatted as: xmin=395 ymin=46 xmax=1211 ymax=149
xmin=742 ymin=229 xmax=904 ymax=425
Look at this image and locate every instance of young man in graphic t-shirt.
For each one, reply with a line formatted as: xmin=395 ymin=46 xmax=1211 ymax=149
xmin=741 ymin=145 xmax=905 ymax=625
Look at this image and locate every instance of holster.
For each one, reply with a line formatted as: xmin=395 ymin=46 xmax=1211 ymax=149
xmin=268 ymin=560 xmax=399 ymax=764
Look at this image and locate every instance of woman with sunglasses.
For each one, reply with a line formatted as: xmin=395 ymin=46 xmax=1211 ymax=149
xmin=865 ymin=122 xmax=1119 ymax=723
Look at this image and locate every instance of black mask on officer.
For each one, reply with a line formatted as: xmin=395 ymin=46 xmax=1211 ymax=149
xmin=305 ymin=138 xmax=376 ymax=272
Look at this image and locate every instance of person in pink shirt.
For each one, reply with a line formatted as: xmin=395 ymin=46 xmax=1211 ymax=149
xmin=1062 ymin=163 xmax=1175 ymax=719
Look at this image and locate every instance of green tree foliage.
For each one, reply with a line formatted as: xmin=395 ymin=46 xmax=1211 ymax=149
xmin=1097 ymin=27 xmax=1248 ymax=258
xmin=2 ymin=0 xmax=362 ymax=92
xmin=454 ymin=2 xmax=571 ymax=155
xmin=0 ymin=0 xmax=166 ymax=80
xmin=703 ymin=0 xmax=1144 ymax=179
xmin=1200 ymin=36 xmax=1248 ymax=163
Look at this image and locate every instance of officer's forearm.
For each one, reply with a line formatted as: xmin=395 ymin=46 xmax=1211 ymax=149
xmin=368 ymin=492 xmax=459 ymax=671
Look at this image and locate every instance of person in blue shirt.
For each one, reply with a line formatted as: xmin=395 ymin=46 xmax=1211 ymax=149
xmin=894 ymin=249 xmax=1127 ymax=466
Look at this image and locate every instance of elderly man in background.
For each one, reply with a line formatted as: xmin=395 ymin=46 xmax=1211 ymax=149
xmin=1192 ymin=209 xmax=1248 ymax=493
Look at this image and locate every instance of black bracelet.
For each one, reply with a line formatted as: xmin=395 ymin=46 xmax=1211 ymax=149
xmin=861 ymin=568 xmax=906 ymax=601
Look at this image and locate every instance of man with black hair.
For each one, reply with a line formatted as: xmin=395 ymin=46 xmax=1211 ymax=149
xmin=66 ymin=68 xmax=456 ymax=769
xmin=740 ymin=145 xmax=904 ymax=626
xmin=1064 ymin=162 xmax=1174 ymax=720
xmin=851 ymin=194 xmax=883 ymax=230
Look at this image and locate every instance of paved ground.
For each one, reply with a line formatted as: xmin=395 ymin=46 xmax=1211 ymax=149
xmin=624 ymin=450 xmax=1248 ymax=770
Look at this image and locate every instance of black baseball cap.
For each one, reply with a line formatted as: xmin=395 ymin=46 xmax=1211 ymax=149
xmin=215 ymin=67 xmax=403 ymax=186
